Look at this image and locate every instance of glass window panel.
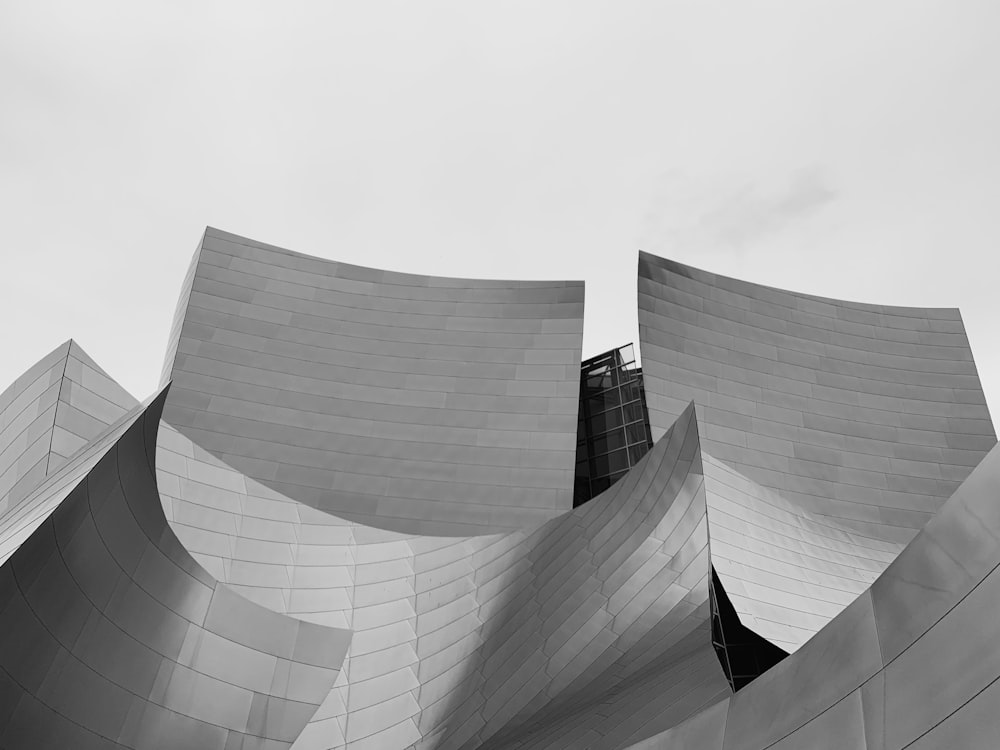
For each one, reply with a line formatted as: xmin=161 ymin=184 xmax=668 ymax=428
xmin=620 ymin=382 xmax=641 ymax=403
xmin=587 ymin=388 xmax=621 ymax=411
xmin=591 ymin=450 xmax=620 ymax=478
xmin=590 ymin=448 xmax=628 ymax=477
xmin=591 ymin=429 xmax=627 ymax=456
xmin=585 ymin=369 xmax=613 ymax=391
xmin=625 ymin=422 xmax=647 ymax=446
xmin=623 ymin=401 xmax=644 ymax=424
xmin=606 ymin=448 xmax=628 ymax=474
xmin=588 ymin=408 xmax=624 ymax=434
xmin=591 ymin=476 xmax=611 ymax=495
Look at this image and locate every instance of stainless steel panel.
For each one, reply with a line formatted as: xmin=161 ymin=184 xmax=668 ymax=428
xmin=0 ymin=389 xmax=349 ymax=748
xmin=160 ymin=227 xmax=584 ymax=534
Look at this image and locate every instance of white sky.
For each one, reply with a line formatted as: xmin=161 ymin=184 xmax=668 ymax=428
xmin=2 ymin=1 xmax=999 ymax=420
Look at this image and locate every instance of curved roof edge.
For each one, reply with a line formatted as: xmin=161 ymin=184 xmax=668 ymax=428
xmin=638 ymin=249 xmax=996 ymax=546
xmin=206 ymin=226 xmax=588 ymax=286
xmin=639 ymin=250 xmax=965 ymax=316
xmin=159 ymin=227 xmax=586 ymax=535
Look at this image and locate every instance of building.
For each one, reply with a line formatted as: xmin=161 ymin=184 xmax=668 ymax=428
xmin=0 ymin=226 xmax=997 ymax=749
xmin=573 ymin=344 xmax=655 ymax=507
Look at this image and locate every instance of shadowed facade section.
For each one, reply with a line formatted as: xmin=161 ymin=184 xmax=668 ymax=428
xmin=0 ymin=389 xmax=350 ymax=749
xmin=160 ymin=228 xmax=585 ymax=536
xmin=709 ymin=567 xmax=787 ymax=692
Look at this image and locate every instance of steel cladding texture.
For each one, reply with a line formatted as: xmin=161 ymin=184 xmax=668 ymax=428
xmin=638 ymin=250 xmax=996 ymax=541
xmin=700 ymin=451 xmax=905 ymax=652
xmin=1 ymin=232 xmax=999 ymax=749
xmin=0 ymin=387 xmax=350 ymax=748
xmin=159 ymin=227 xmax=585 ymax=536
xmin=0 ymin=340 xmax=136 ymax=520
xmin=637 ymin=250 xmax=999 ymax=654
xmin=623 ymin=433 xmax=1000 ymax=750
xmin=157 ymin=398 xmax=729 ymax=748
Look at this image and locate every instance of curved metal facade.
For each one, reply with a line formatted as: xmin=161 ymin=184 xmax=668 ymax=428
xmin=638 ymin=251 xmax=996 ymax=542
xmin=156 ymin=400 xmax=728 ymax=748
xmin=160 ymin=228 xmax=584 ymax=536
xmin=702 ymin=452 xmax=902 ymax=652
xmin=0 ymin=340 xmax=135 ymax=520
xmin=3 ymin=231 xmax=1000 ymax=748
xmin=0 ymin=388 xmax=350 ymax=749
xmin=626 ymin=435 xmax=1000 ymax=750
xmin=637 ymin=251 xmax=1000 ymax=655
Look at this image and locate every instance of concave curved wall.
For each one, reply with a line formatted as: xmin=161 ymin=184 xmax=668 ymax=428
xmin=160 ymin=228 xmax=585 ymax=536
xmin=701 ymin=452 xmax=903 ymax=652
xmin=0 ymin=389 xmax=350 ymax=749
xmin=627 ymin=434 xmax=1000 ymax=750
xmin=638 ymin=251 xmax=996 ymax=542
xmin=156 ymin=400 xmax=729 ymax=749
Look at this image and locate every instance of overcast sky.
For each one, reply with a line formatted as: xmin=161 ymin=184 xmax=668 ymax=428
xmin=3 ymin=2 xmax=999 ymax=419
